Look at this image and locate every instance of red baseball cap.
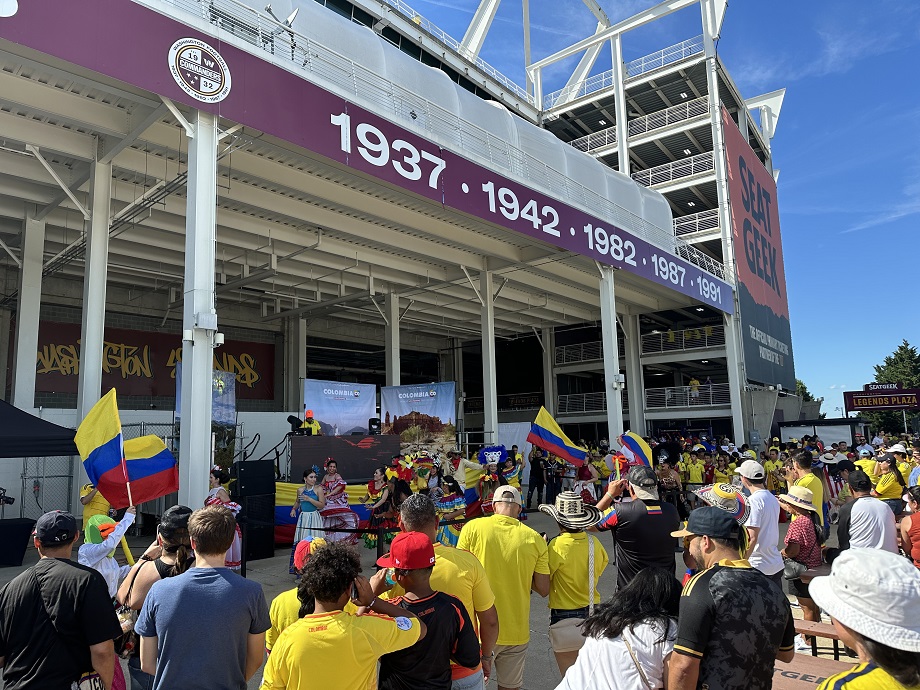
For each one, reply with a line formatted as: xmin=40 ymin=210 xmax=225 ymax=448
xmin=376 ymin=531 xmax=435 ymax=570
xmin=293 ymin=537 xmax=327 ymax=571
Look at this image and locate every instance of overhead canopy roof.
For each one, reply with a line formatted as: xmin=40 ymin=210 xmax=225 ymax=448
xmin=0 ymin=400 xmax=78 ymax=458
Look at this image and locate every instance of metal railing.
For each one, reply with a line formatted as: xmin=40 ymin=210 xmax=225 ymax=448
xmin=148 ymin=0 xmax=726 ymax=281
xmin=557 ymin=390 xmax=628 ymax=414
xmin=555 ymin=341 xmax=604 ymax=365
xmin=628 ymin=96 xmax=709 ymax=138
xmin=568 ymin=126 xmax=617 ymax=155
xmin=543 ymin=35 xmax=704 ymax=109
xmin=674 ymin=208 xmax=719 ymax=238
xmin=676 ymin=244 xmax=725 ymax=281
xmin=641 ymin=325 xmax=725 ymax=354
xmin=645 ymin=382 xmax=731 ymax=409
xmin=464 ymin=392 xmax=543 ymax=413
xmin=631 ymin=151 xmax=715 ymax=188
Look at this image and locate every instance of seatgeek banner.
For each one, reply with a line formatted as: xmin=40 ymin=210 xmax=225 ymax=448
xmin=722 ymin=107 xmax=795 ymax=391
xmin=380 ymin=382 xmax=456 ymax=433
xmin=303 ymin=379 xmax=376 ymax=436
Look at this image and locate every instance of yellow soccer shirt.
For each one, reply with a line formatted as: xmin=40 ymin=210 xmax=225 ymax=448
xmin=687 ymin=462 xmax=704 ymax=484
xmin=816 ymin=661 xmax=909 ymax=690
xmin=793 ymin=473 xmax=825 ymax=526
xmin=854 ymin=458 xmax=879 ymax=485
xmin=676 ymin=460 xmax=687 ymax=482
xmin=713 ymin=468 xmax=730 ymax=484
xmin=260 ymin=610 xmax=421 ymax=690
xmin=266 ymin=588 xmax=357 ymax=651
xmin=547 ymin=532 xmax=608 ymax=610
xmin=300 ymin=419 xmax=321 ymax=435
xmin=457 ymin=513 xmax=549 ymax=646
xmin=80 ymin=483 xmax=110 ymax=530
xmin=460 ymin=459 xmax=485 ymax=491
xmin=875 ymin=472 xmax=904 ymax=500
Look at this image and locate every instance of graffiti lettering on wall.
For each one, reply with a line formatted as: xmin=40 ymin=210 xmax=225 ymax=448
xmin=35 ymin=321 xmax=275 ymax=399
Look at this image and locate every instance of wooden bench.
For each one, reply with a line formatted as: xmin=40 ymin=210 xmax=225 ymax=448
xmin=794 ymin=620 xmax=844 ymax=660
xmin=774 ymin=654 xmax=854 ymax=689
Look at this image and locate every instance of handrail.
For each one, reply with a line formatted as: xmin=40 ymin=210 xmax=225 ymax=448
xmin=641 ymin=325 xmax=725 ymax=354
xmin=631 ymin=151 xmax=714 ymax=188
xmin=543 ymin=35 xmax=704 ymax=109
xmin=673 ymin=208 xmax=719 ymax=237
xmin=554 ymin=341 xmax=604 ymax=365
xmin=645 ymin=382 xmax=731 ymax=409
xmin=557 ymin=390 xmax=628 ymax=414
xmin=628 ymin=96 xmax=709 ymax=138
xmin=568 ymin=126 xmax=617 ymax=154
xmin=148 ymin=0 xmax=726 ymax=281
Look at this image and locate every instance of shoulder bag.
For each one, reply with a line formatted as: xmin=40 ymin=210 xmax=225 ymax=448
xmin=114 ymin=559 xmax=147 ymax=658
xmin=622 ymin=630 xmax=654 ymax=690
xmin=548 ymin=535 xmax=595 ymax=653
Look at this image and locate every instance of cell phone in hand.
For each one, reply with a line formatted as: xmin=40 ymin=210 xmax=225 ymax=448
xmin=351 ymin=582 xmax=359 ymax=601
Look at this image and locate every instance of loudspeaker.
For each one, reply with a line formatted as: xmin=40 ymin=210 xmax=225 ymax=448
xmin=0 ymin=519 xmax=36 ymax=567
xmin=368 ymin=417 xmax=381 ymax=435
xmin=231 ymin=460 xmax=275 ymax=498
xmin=239 ymin=493 xmax=275 ymax=562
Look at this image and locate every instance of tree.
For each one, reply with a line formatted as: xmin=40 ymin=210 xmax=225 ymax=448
xmin=796 ymin=379 xmax=817 ymax=402
xmin=862 ymin=340 xmax=920 ymax=433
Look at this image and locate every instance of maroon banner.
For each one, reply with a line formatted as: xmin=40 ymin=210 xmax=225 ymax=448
xmin=843 ymin=389 xmax=920 ymax=412
xmin=35 ymin=322 xmax=275 ymax=400
xmin=722 ymin=107 xmax=794 ymax=389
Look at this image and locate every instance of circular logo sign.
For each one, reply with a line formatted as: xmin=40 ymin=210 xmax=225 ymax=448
xmin=168 ymin=38 xmax=231 ymax=103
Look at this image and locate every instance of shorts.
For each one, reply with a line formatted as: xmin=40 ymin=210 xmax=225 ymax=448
xmin=786 ymin=576 xmax=811 ymax=600
xmin=686 ymin=484 xmax=703 ymax=499
xmin=493 ymin=643 xmax=528 ymax=689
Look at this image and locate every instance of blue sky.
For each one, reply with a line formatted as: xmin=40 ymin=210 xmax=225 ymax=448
xmin=397 ymin=0 xmax=920 ymax=415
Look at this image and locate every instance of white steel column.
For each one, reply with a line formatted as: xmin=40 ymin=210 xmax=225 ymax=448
xmin=12 ymin=208 xmax=45 ymax=410
xmin=702 ymin=0 xmax=746 ymax=442
xmin=452 ymin=338 xmax=465 ymax=433
xmin=0 ymin=309 xmax=10 ymax=400
xmin=480 ymin=270 xmax=498 ymax=444
xmin=385 ymin=292 xmax=400 ymax=387
xmin=599 ymin=266 xmax=624 ymax=437
xmin=623 ymin=314 xmax=647 ymax=436
xmin=610 ymin=34 xmax=631 ymax=176
xmin=541 ymin=327 xmax=556 ymax=415
xmin=178 ymin=110 xmax=219 ymax=508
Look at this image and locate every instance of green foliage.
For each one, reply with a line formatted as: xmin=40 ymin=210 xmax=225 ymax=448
xmin=862 ymin=340 xmax=920 ymax=433
xmin=400 ymin=425 xmax=424 ymax=443
xmin=796 ymin=379 xmax=817 ymax=402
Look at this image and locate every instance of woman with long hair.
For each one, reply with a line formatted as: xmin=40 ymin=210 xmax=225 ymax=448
xmin=779 ymin=485 xmax=824 ymax=652
xmin=872 ymin=452 xmax=907 ymax=515
xmin=554 ymin=566 xmax=681 ymax=689
xmin=204 ymin=467 xmax=242 ymax=570
xmin=289 ymin=468 xmax=325 ymax=573
xmin=435 ymin=476 xmax=465 ymax=547
xmin=319 ymin=458 xmax=359 ymax=545
xmin=117 ymin=506 xmax=195 ymax=690
xmin=901 ymin=487 xmax=920 ymax=571
xmin=810 ymin=548 xmax=920 ymax=689
xmin=362 ymin=466 xmax=396 ymax=550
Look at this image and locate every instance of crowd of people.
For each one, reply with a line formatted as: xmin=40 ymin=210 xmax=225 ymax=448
xmin=2 ymin=429 xmax=920 ymax=690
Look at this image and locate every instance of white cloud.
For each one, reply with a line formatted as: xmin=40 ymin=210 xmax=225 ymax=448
xmin=842 ymin=164 xmax=920 ymax=233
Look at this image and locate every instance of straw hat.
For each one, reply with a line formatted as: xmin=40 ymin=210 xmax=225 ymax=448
xmin=778 ymin=485 xmax=818 ymax=513
xmin=694 ymin=483 xmax=750 ymax=524
xmin=539 ymin=491 xmax=601 ymax=530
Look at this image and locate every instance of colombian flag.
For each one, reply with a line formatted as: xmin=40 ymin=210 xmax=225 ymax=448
xmin=527 ymin=407 xmax=588 ymax=466
xmin=617 ymin=431 xmax=652 ymax=467
xmin=75 ymin=389 xmax=179 ymax=508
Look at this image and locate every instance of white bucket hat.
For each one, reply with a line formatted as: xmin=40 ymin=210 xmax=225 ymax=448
xmin=810 ymin=548 xmax=920 ymax=652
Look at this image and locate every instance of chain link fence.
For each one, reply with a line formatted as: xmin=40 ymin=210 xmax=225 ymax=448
xmin=19 ymin=456 xmax=74 ymax=519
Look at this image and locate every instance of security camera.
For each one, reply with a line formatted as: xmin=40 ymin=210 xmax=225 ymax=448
xmin=213 ymin=332 xmax=225 ymax=348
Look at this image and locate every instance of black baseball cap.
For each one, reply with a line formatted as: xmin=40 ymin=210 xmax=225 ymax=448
xmin=672 ymin=506 xmax=739 ymax=540
xmin=835 ymin=459 xmax=857 ymax=474
xmin=628 ymin=465 xmax=658 ymax=489
xmin=33 ymin=510 xmax=78 ymax=545
xmin=848 ymin=470 xmax=872 ymax=492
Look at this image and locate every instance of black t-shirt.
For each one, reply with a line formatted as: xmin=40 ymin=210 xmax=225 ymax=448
xmin=529 ymin=457 xmax=546 ymax=485
xmin=0 ymin=557 xmax=123 ymax=689
xmin=596 ymin=499 xmax=681 ymax=589
xmin=379 ymin=591 xmax=480 ymax=690
xmin=674 ymin=561 xmax=796 ymax=690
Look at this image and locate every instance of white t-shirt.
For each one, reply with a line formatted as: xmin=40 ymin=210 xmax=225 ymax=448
xmin=850 ymin=497 xmax=898 ymax=552
xmin=856 ymin=443 xmax=874 ymax=456
xmin=555 ymin=619 xmax=676 ymax=690
xmin=744 ymin=488 xmax=783 ymax=576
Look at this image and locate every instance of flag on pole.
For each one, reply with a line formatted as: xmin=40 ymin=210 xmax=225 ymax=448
xmin=527 ymin=407 xmax=588 ymax=466
xmin=75 ymin=389 xmax=179 ymax=509
xmin=617 ymin=431 xmax=653 ymax=467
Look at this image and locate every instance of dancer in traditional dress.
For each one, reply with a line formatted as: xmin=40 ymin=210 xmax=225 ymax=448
xmin=319 ymin=458 xmax=358 ymax=545
xmin=205 ymin=467 xmax=242 ymax=570
xmin=435 ymin=476 xmax=466 ymax=547
xmin=288 ymin=467 xmax=325 ymax=573
xmin=361 ymin=466 xmax=397 ymax=549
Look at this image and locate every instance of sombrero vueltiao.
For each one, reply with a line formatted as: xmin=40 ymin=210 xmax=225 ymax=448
xmin=539 ymin=491 xmax=601 ymax=530
xmin=695 ymin=483 xmax=750 ymax=524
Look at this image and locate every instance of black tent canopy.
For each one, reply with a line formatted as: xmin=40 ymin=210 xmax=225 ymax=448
xmin=0 ymin=400 xmax=78 ymax=457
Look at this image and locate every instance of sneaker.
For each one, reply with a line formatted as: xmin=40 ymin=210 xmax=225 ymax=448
xmin=794 ymin=637 xmax=810 ymax=653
